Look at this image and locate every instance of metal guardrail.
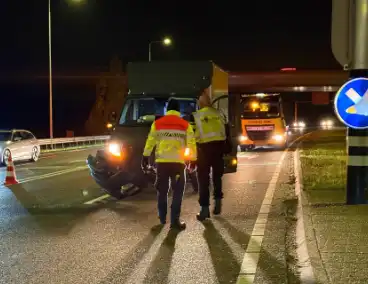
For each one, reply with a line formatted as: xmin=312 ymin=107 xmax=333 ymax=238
xmin=39 ymin=135 xmax=111 ymax=151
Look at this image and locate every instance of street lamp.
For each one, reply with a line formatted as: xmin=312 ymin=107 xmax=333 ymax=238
xmin=148 ymin=37 xmax=172 ymax=62
xmin=48 ymin=0 xmax=84 ymax=139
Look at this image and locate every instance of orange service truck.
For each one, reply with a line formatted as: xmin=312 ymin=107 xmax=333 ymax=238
xmin=238 ymin=93 xmax=289 ymax=151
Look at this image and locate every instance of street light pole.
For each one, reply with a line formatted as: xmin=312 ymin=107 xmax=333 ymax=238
xmin=148 ymin=41 xmax=154 ymax=62
xmin=148 ymin=37 xmax=172 ymax=62
xmin=48 ymin=0 xmax=53 ymax=139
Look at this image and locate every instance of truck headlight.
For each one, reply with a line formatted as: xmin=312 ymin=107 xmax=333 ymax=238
xmin=108 ymin=143 xmax=122 ymax=157
xmin=239 ymin=135 xmax=248 ymax=142
xmin=273 ymin=134 xmax=284 ymax=142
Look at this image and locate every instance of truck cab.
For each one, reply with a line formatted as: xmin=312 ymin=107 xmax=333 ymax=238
xmin=238 ymin=93 xmax=288 ymax=151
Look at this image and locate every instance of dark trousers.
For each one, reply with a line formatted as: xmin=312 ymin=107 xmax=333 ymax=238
xmin=197 ymin=141 xmax=225 ymax=207
xmin=187 ymin=170 xmax=199 ymax=192
xmin=155 ymin=162 xmax=186 ymax=223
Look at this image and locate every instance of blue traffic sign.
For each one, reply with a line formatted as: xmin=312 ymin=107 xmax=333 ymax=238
xmin=334 ymin=77 xmax=368 ymax=129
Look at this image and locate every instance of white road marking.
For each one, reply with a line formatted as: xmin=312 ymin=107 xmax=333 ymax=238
xmin=15 ymin=166 xmax=88 ymax=184
xmin=236 ymin=150 xmax=287 ymax=283
xmin=294 ymin=150 xmax=316 ymax=283
xmin=237 ymin=162 xmax=279 ymax=166
xmin=19 ymin=166 xmax=69 ymax=170
xmin=84 ymin=194 xmax=110 ymax=204
xmin=246 ymin=155 xmax=258 ymax=160
xmin=83 ymin=184 xmax=137 ymax=204
xmin=237 ymin=153 xmax=259 ymax=160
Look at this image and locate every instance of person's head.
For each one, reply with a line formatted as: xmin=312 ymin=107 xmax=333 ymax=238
xmin=166 ymin=99 xmax=180 ymax=112
xmin=197 ymin=89 xmax=211 ymax=109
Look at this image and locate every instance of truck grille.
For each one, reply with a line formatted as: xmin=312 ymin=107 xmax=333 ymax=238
xmin=245 ymin=125 xmax=274 ymax=141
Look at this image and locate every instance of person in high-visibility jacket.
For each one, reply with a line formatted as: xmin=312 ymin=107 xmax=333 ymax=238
xmin=141 ymin=99 xmax=197 ymax=230
xmin=193 ymin=91 xmax=232 ymax=221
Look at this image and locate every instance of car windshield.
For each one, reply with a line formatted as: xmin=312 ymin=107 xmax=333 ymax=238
xmin=0 ymin=131 xmax=11 ymax=141
xmin=241 ymin=97 xmax=281 ymax=119
xmin=119 ymin=97 xmax=197 ymax=125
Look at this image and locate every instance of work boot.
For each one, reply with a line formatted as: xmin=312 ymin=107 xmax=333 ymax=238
xmin=213 ymin=199 xmax=222 ymax=215
xmin=158 ymin=208 xmax=167 ymax=225
xmin=158 ymin=216 xmax=166 ymax=225
xmin=196 ymin=206 xmax=210 ymax=221
xmin=170 ymin=220 xmax=186 ymax=230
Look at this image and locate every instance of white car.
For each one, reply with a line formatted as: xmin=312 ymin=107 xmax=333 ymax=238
xmin=0 ymin=129 xmax=41 ymax=166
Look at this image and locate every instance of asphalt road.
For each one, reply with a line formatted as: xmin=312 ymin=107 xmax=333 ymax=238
xmin=0 ymin=146 xmax=299 ymax=284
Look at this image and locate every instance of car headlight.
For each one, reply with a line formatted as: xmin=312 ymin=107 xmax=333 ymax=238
xmin=108 ymin=142 xmax=122 ymax=157
xmin=299 ymin=122 xmax=306 ymax=128
xmin=326 ymin=120 xmax=333 ymax=126
xmin=239 ymin=135 xmax=248 ymax=142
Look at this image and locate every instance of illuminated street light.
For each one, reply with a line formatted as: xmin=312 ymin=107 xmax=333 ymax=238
xmin=48 ymin=0 xmax=85 ymax=140
xmin=148 ymin=37 xmax=173 ymax=62
xmin=163 ymin=37 xmax=172 ymax=46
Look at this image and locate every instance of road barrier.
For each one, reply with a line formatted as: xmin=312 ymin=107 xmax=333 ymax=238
xmin=39 ymin=135 xmax=110 ymax=152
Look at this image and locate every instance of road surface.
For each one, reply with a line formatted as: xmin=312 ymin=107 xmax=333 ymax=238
xmin=0 ymin=146 xmax=300 ymax=284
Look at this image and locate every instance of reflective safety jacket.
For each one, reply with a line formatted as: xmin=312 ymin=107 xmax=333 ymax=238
xmin=143 ymin=110 xmax=197 ymax=164
xmin=193 ymin=107 xmax=226 ymax=144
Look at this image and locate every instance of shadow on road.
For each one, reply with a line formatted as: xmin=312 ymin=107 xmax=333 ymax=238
xmin=203 ymin=221 xmax=241 ymax=284
xmin=98 ymin=224 xmax=164 ymax=284
xmin=143 ymin=229 xmax=179 ymax=283
xmin=216 ymin=217 xmax=299 ymax=283
xmin=3 ymin=183 xmax=118 ymax=235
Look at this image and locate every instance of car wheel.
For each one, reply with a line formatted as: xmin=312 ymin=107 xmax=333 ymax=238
xmin=2 ymin=149 xmax=11 ymax=166
xmin=31 ymin=147 xmax=40 ymax=162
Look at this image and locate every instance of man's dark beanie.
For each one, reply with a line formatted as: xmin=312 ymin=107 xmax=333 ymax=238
xmin=167 ymin=99 xmax=180 ymax=112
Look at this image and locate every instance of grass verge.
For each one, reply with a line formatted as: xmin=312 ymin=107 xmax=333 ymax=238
xmin=299 ymin=130 xmax=346 ymax=204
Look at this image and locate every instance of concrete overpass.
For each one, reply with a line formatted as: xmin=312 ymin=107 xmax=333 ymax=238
xmin=3 ymin=69 xmax=348 ymax=93
xmin=229 ymin=70 xmax=348 ymax=93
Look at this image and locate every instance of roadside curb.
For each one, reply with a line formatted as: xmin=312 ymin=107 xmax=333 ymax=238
xmin=295 ymin=145 xmax=330 ymax=284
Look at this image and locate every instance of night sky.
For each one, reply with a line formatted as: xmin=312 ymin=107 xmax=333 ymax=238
xmin=0 ymin=0 xmax=340 ymax=137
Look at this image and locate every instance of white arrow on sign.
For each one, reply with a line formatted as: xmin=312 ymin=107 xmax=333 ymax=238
xmin=345 ymin=87 xmax=368 ymax=115
xmin=346 ymin=88 xmax=363 ymax=104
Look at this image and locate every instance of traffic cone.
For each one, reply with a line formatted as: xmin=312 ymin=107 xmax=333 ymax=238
xmin=4 ymin=153 xmax=18 ymax=185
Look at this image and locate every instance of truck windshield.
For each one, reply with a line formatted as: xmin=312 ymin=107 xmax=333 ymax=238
xmin=119 ymin=97 xmax=197 ymax=125
xmin=241 ymin=97 xmax=281 ymax=119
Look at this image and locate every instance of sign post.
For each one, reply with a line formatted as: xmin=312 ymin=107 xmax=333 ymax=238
xmin=333 ymin=0 xmax=368 ymax=204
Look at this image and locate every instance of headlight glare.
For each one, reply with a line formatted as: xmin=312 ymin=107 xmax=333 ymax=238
xmin=273 ymin=134 xmax=284 ymax=142
xmin=108 ymin=143 xmax=121 ymax=157
xmin=239 ymin=135 xmax=248 ymax=142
